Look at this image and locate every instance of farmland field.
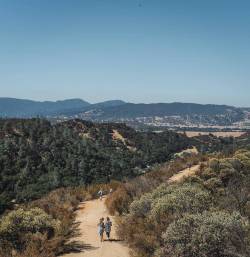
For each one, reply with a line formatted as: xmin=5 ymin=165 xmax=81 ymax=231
xmin=178 ymin=131 xmax=246 ymax=138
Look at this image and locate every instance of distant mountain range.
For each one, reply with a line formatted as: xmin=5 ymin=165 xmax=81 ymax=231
xmin=0 ymin=98 xmax=125 ymax=118
xmin=0 ymin=98 xmax=90 ymax=117
xmin=84 ymin=103 xmax=242 ymax=118
xmin=0 ymin=97 xmax=249 ymax=128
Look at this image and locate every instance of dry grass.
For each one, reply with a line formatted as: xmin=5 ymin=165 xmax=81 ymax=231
xmin=105 ymin=154 xmax=207 ymax=216
xmin=179 ymin=131 xmax=246 ymax=138
xmin=112 ymin=129 xmax=136 ymax=151
xmin=0 ymin=182 xmax=122 ymax=257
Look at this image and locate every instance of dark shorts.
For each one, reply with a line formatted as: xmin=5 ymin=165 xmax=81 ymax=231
xmin=106 ymin=231 xmax=110 ymax=238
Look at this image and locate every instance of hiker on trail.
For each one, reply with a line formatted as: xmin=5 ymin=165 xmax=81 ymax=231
xmin=105 ymin=217 xmax=112 ymax=241
xmin=98 ymin=217 xmax=105 ymax=242
xmin=98 ymin=189 xmax=103 ymax=200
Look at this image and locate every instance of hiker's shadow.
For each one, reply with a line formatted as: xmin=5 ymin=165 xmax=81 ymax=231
xmin=104 ymin=239 xmax=124 ymax=242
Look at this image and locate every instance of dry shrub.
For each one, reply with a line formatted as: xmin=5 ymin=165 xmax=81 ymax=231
xmin=105 ymin=154 xmax=210 ymax=257
xmin=106 ymin=154 xmax=205 ymax=215
xmin=15 ymin=233 xmax=56 ymax=257
xmin=0 ymin=240 xmax=12 ymax=257
xmin=30 ymin=188 xmax=81 ymax=220
xmin=106 ymin=185 xmax=133 ymax=215
xmin=0 ymin=181 xmax=122 ymax=257
xmin=116 ymin=182 xmax=213 ymax=257
xmin=0 ymin=187 xmax=86 ymax=257
xmin=117 ymin=150 xmax=250 ymax=257
xmin=117 ymin=216 xmax=159 ymax=257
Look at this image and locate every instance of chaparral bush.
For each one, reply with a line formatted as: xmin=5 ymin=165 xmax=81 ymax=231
xmin=113 ymin=149 xmax=250 ymax=257
xmin=157 ymin=211 xmax=250 ymax=257
xmin=0 ymin=208 xmax=59 ymax=251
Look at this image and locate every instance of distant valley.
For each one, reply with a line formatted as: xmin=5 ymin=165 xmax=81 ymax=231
xmin=0 ymin=97 xmax=249 ymax=131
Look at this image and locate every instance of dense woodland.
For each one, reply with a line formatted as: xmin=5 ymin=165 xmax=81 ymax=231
xmin=0 ymin=118 xmax=191 ymax=214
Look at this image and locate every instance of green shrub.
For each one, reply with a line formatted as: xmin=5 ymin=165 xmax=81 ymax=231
xmin=150 ymin=184 xmax=176 ymax=200
xmin=234 ymin=150 xmax=250 ymax=172
xmin=0 ymin=186 xmax=90 ymax=256
xmin=150 ymin=183 xmax=212 ymax=223
xmin=118 ymin=182 xmax=213 ymax=257
xmin=0 ymin=208 xmax=59 ymax=250
xmin=158 ymin=211 xmax=250 ymax=257
xmin=115 ymin=150 xmax=250 ymax=257
xmin=130 ymin=193 xmax=153 ymax=218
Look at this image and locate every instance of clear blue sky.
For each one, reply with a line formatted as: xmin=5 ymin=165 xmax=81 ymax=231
xmin=0 ymin=0 xmax=249 ymax=106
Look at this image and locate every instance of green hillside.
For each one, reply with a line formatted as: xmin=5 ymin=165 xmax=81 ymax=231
xmin=0 ymin=118 xmax=191 ymax=214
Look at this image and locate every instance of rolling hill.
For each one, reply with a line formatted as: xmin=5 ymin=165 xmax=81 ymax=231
xmin=0 ymin=98 xmax=247 ymax=127
xmin=0 ymin=118 xmax=191 ymax=214
xmin=79 ymin=102 xmax=243 ymax=118
xmin=62 ymin=102 xmax=246 ymax=127
xmin=0 ymin=98 xmax=90 ymax=117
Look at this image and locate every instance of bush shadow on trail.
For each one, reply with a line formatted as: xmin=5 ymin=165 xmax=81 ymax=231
xmin=76 ymin=203 xmax=86 ymax=211
xmin=58 ymin=220 xmax=100 ymax=255
xmin=62 ymin=241 xmax=99 ymax=254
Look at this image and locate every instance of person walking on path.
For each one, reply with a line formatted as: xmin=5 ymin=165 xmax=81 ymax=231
xmin=98 ymin=189 xmax=103 ymax=200
xmin=105 ymin=217 xmax=112 ymax=241
xmin=98 ymin=218 xmax=105 ymax=242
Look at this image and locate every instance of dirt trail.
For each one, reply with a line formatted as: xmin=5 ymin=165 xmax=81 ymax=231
xmin=62 ymin=164 xmax=200 ymax=257
xmin=62 ymin=198 xmax=130 ymax=257
xmin=168 ymin=164 xmax=200 ymax=183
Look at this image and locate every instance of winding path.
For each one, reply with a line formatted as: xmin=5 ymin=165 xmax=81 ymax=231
xmin=62 ymin=198 xmax=130 ymax=257
xmin=168 ymin=164 xmax=200 ymax=183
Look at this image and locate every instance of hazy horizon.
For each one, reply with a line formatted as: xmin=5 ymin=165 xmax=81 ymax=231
xmin=1 ymin=1 xmax=250 ymax=106
xmin=0 ymin=96 xmax=249 ymax=108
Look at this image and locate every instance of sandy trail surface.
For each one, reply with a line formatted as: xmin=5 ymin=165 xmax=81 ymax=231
xmin=62 ymin=164 xmax=200 ymax=257
xmin=168 ymin=164 xmax=200 ymax=183
xmin=62 ymin=197 xmax=130 ymax=257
